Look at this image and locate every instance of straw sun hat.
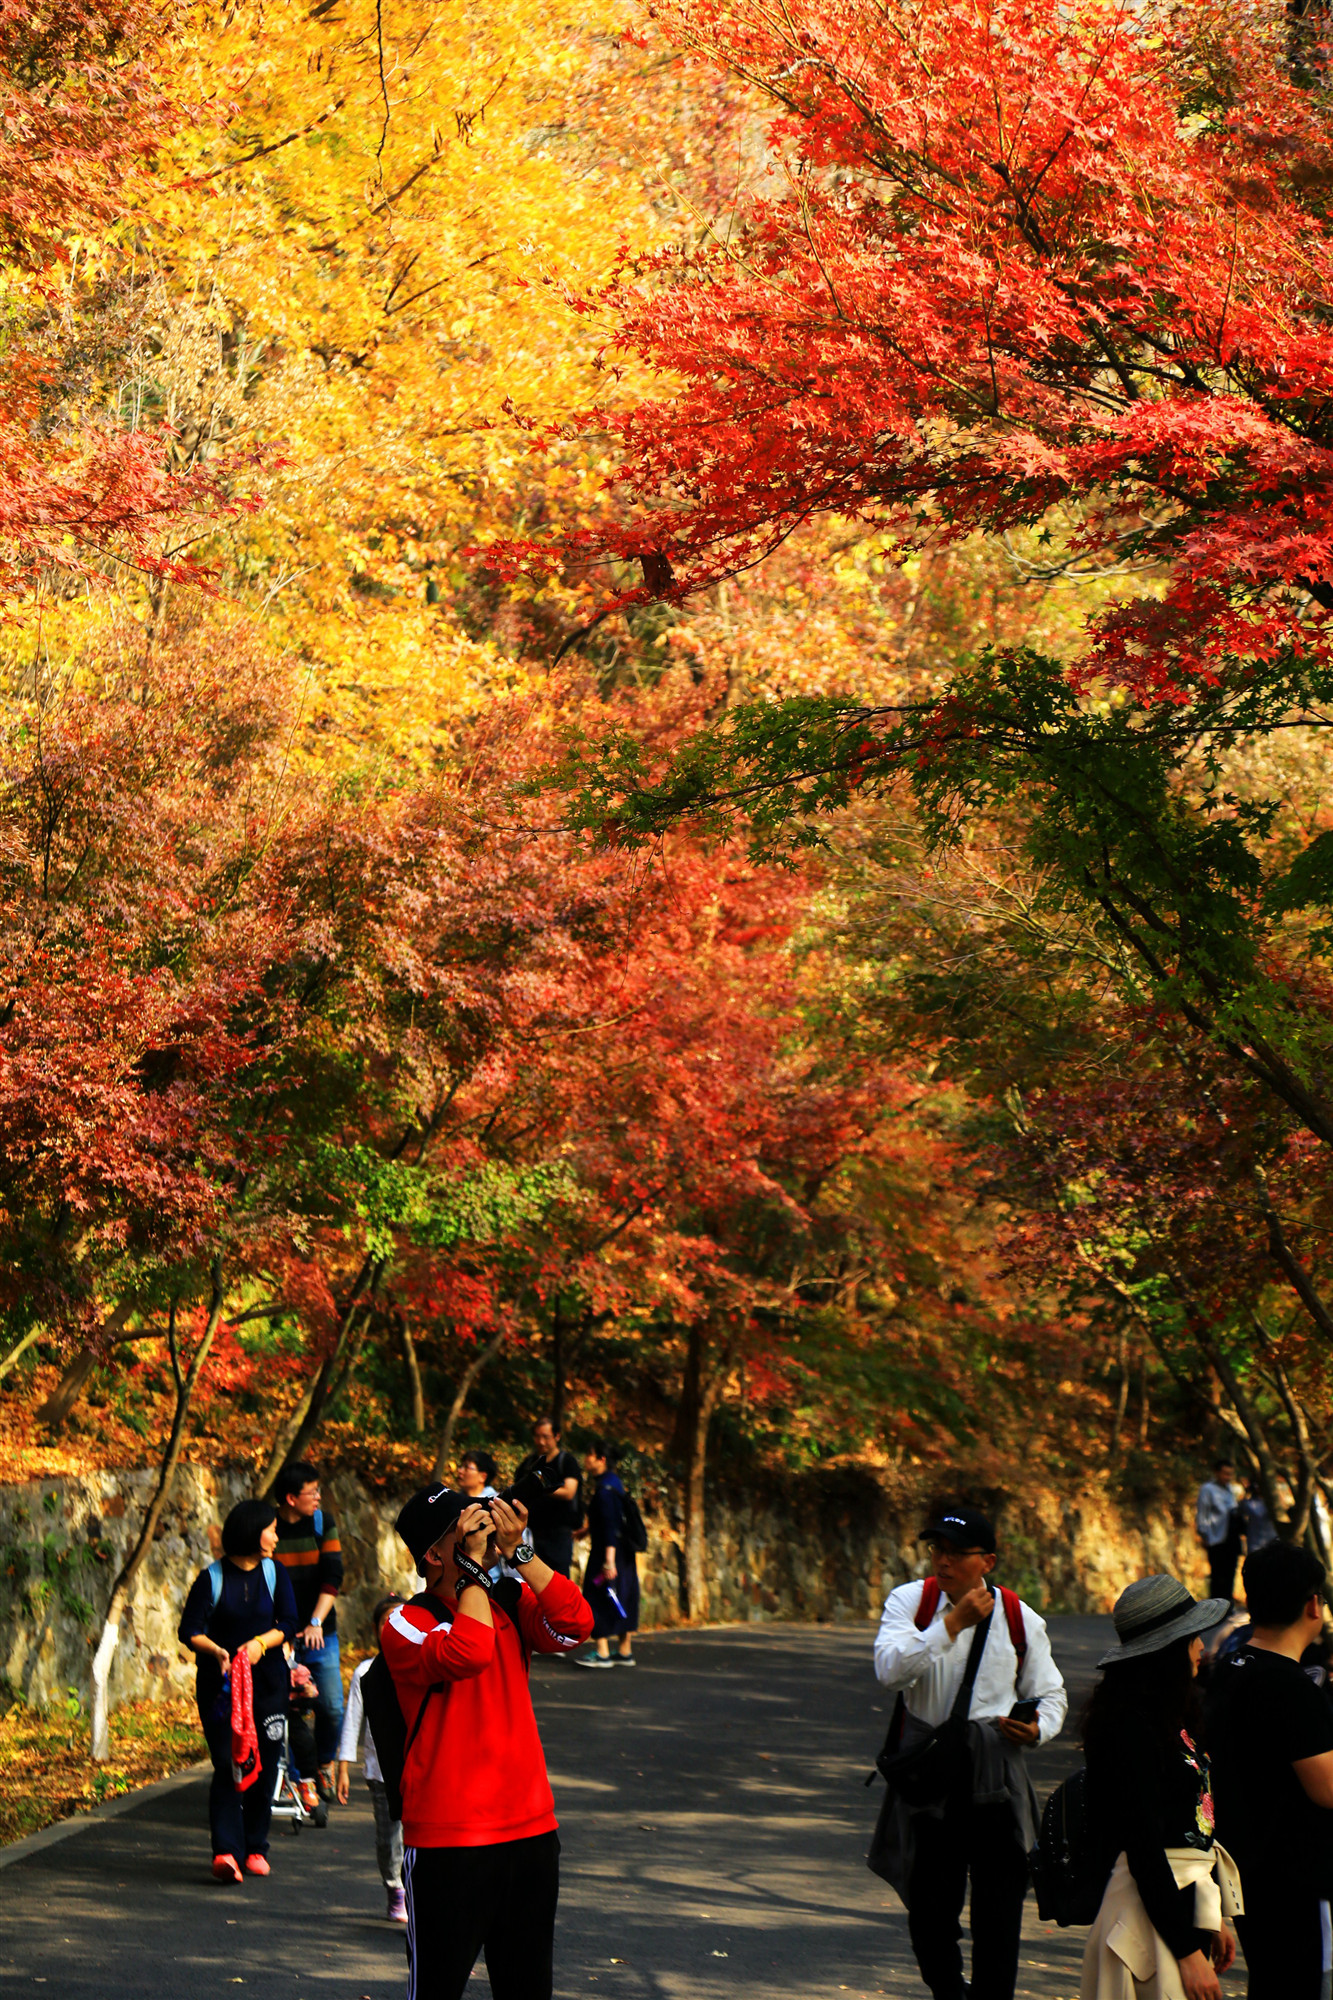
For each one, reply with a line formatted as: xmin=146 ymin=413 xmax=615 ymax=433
xmin=1097 ymin=1574 xmax=1232 ymax=1667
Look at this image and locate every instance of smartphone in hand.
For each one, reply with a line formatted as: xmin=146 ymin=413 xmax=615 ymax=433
xmin=1008 ymin=1699 xmax=1040 ymax=1724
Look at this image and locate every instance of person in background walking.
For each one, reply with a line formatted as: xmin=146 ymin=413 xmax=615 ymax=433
xmin=179 ymin=1498 xmax=299 ymax=1884
xmin=1207 ymin=1540 xmax=1333 ymax=1998
xmin=273 ymin=1459 xmax=345 ymax=1798
xmin=573 ymin=1439 xmax=638 ymax=1669
xmin=1234 ymin=1476 xmax=1277 ymax=1560
xmin=873 ymin=1504 xmax=1067 ymax=2000
xmin=515 ymin=1418 xmax=581 ymax=1577
xmin=337 ymin=1592 xmax=409 ymax=1923
xmin=1196 ymin=1458 xmax=1242 ymax=1606
xmin=1080 ymin=1575 xmax=1237 ymax=2000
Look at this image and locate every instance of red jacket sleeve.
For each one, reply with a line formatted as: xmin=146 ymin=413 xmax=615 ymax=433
xmin=517 ymin=1571 xmax=595 ymax=1654
xmin=382 ymin=1603 xmax=494 ymax=1689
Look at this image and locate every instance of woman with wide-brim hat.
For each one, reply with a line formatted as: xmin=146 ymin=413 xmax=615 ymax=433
xmin=1080 ymin=1574 xmax=1240 ymax=2000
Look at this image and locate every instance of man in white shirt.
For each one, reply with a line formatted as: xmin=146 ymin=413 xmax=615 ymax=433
xmin=1196 ymin=1457 xmax=1241 ymax=1605
xmin=872 ymin=1504 xmax=1067 ymax=2000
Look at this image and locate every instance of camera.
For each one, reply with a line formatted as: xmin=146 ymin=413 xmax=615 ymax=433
xmin=473 ymin=1467 xmax=552 ymax=1517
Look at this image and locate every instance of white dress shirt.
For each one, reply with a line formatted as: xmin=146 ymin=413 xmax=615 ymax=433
xmin=1196 ymin=1479 xmax=1238 ymax=1548
xmin=873 ymin=1578 xmax=1068 ymax=1745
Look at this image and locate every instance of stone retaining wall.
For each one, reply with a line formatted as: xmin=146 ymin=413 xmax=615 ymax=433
xmin=0 ymin=1463 xmax=1205 ymax=1712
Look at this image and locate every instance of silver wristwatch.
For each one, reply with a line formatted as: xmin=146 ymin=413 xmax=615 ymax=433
xmin=508 ymin=1544 xmax=537 ymax=1566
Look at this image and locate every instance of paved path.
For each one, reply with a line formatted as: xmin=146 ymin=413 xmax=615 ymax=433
xmin=0 ymin=1619 xmax=1115 ymax=2000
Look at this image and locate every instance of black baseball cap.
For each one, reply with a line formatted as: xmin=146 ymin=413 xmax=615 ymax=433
xmin=395 ymin=1484 xmax=467 ymax=1569
xmin=920 ymin=1505 xmax=996 ymax=1553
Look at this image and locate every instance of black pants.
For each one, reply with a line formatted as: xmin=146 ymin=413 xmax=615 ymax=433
xmin=906 ymin=1798 xmax=1028 ymax=2000
xmin=1208 ymin=1538 xmax=1240 ymax=1604
xmin=201 ymin=1707 xmax=283 ymax=1861
xmin=404 ymin=1831 xmax=560 ymax=2000
xmin=289 ymin=1703 xmax=319 ymax=1781
xmin=534 ymin=1531 xmax=574 ymax=1579
xmin=1237 ymin=1894 xmax=1328 ymax=1999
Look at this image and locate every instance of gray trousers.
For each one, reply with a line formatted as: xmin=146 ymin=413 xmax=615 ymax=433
xmin=368 ymin=1777 xmax=404 ymax=1890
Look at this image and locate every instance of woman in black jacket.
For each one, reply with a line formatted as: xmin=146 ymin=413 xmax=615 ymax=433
xmin=1080 ymin=1575 xmax=1237 ymax=2000
xmin=178 ymin=1498 xmax=298 ymax=1882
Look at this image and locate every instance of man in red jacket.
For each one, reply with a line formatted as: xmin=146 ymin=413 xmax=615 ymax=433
xmin=385 ymin=1481 xmax=594 ymax=2000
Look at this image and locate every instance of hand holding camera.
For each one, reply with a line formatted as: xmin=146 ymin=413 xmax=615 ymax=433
xmin=457 ymin=1503 xmax=492 ymax=1563
xmin=488 ymin=1495 xmax=528 ymax=1559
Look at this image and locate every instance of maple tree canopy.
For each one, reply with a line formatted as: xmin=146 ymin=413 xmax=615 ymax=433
xmin=500 ymin=0 xmax=1333 ymax=707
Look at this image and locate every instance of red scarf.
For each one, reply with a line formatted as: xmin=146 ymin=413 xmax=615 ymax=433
xmin=230 ymin=1647 xmax=261 ymax=1791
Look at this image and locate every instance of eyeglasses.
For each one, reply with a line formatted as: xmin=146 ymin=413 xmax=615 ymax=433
xmin=924 ymin=1538 xmax=988 ymax=1557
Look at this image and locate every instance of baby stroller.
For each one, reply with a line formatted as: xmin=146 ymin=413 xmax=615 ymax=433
xmin=271 ymin=1658 xmax=328 ymax=1833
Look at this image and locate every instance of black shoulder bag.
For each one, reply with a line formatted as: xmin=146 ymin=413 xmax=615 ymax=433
xmin=874 ymin=1606 xmax=994 ymax=1809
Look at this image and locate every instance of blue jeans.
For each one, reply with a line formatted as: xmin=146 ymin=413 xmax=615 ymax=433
xmin=295 ymin=1630 xmax=344 ymax=1764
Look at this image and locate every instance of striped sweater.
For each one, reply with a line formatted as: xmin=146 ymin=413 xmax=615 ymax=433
xmin=275 ymin=1509 xmax=344 ymax=1631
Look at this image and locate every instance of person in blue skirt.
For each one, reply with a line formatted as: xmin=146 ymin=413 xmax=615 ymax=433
xmin=573 ymin=1439 xmax=638 ymax=1669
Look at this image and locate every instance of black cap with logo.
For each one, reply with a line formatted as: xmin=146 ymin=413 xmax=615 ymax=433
xmin=395 ymin=1484 xmax=467 ymax=1570
xmin=920 ymin=1504 xmax=997 ymax=1553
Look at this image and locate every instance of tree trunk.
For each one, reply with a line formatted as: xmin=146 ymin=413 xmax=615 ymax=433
xmin=399 ymin=1315 xmax=425 ymax=1434
xmin=285 ymin=1302 xmax=373 ymax=1466
xmin=0 ymin=1325 xmax=42 ymax=1385
xmin=92 ymin=1272 xmax=225 ymax=1760
xmin=675 ymin=1321 xmax=730 ymax=1623
xmin=433 ymin=1330 xmax=504 ymax=1482
xmin=255 ymin=1261 xmax=381 ymax=1498
xmin=36 ymin=1302 xmax=134 ymax=1429
xmin=1109 ymin=1328 xmax=1129 ymax=1461
xmin=550 ymin=1298 xmax=564 ymax=1435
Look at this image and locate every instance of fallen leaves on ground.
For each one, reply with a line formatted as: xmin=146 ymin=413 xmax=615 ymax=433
xmin=0 ymin=1695 xmax=203 ymax=1848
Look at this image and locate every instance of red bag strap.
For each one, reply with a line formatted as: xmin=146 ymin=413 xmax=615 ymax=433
xmin=999 ymin=1585 xmax=1027 ymax=1667
xmin=915 ymin=1576 xmax=942 ymax=1628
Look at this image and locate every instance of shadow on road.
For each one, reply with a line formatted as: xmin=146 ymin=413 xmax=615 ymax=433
xmin=0 ymin=1617 xmax=1113 ymax=2000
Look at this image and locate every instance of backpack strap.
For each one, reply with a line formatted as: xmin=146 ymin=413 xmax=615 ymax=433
xmin=999 ymin=1586 xmax=1027 ymax=1670
xmin=206 ymin=1556 xmax=279 ymax=1627
xmin=313 ymin=1507 xmax=324 ymax=1542
xmin=915 ymin=1576 xmax=942 ymax=1629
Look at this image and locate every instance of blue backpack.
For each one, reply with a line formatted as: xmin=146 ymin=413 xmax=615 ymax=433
xmin=207 ymin=1556 xmax=278 ymax=1610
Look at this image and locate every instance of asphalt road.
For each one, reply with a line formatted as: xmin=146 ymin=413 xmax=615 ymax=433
xmin=0 ymin=1618 xmax=1115 ymax=2000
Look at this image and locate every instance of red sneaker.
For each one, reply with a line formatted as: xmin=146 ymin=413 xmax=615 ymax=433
xmin=243 ymin=1854 xmax=270 ymax=1877
xmin=212 ymin=1854 xmax=243 ymax=1884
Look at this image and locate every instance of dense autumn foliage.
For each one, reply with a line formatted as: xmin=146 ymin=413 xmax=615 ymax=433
xmin=15 ymin=0 xmax=1333 ymax=1723
xmin=502 ymin=0 xmax=1333 ymax=703
xmin=493 ymin=0 xmax=1333 ymax=1558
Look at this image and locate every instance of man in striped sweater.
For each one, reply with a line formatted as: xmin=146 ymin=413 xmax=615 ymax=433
xmin=274 ymin=1459 xmax=345 ymax=1798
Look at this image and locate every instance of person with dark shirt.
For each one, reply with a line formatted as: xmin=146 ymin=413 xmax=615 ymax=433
xmin=514 ymin=1418 xmax=581 ymax=1577
xmin=273 ymin=1459 xmax=345 ymax=1793
xmin=1081 ymin=1575 xmax=1236 ymax=2000
xmin=179 ymin=1498 xmax=299 ymax=1882
xmin=1207 ymin=1540 xmax=1333 ymax=1998
xmin=573 ymin=1439 xmax=638 ymax=1669
xmin=1234 ymin=1477 xmax=1278 ymax=1559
